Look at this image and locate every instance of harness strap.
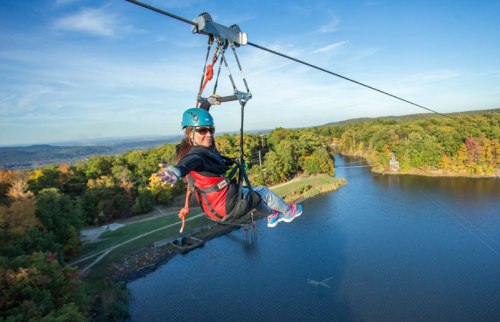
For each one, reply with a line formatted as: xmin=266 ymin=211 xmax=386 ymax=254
xmin=193 ymin=164 xmax=238 ymax=194
xmin=194 ymin=177 xmax=230 ymax=194
xmin=196 ymin=189 xmax=225 ymax=220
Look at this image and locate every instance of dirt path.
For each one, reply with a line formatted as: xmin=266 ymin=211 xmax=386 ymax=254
xmin=80 ymin=206 xmax=181 ymax=243
xmin=270 ymin=176 xmax=302 ymax=189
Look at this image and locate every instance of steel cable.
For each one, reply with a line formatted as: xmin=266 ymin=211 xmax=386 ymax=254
xmin=123 ymin=0 xmax=453 ymax=119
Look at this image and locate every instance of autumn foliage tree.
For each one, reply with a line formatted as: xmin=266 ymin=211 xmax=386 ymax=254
xmin=0 ymin=252 xmax=92 ymax=321
xmin=334 ymin=113 xmax=500 ymax=176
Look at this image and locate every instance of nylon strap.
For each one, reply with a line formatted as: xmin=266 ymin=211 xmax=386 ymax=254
xmin=193 ymin=164 xmax=238 ymax=194
xmin=197 ymin=190 xmax=225 ymax=220
xmin=194 ymin=178 xmax=229 ymax=194
xmin=196 ymin=39 xmax=213 ymax=106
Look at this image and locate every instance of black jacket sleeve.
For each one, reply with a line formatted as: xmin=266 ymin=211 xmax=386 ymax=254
xmin=176 ymin=153 xmax=203 ymax=177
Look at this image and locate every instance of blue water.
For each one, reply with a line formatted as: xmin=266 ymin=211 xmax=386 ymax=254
xmin=127 ymin=155 xmax=500 ymax=321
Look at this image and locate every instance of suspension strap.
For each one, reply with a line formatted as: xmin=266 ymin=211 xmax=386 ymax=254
xmin=195 ymin=36 xmax=215 ymax=108
xmin=196 ymin=47 xmax=221 ymax=107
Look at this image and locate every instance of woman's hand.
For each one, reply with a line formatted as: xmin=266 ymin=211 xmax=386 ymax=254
xmin=208 ymin=94 xmax=221 ymax=106
xmin=200 ymin=94 xmax=221 ymax=111
xmin=155 ymin=163 xmax=181 ymax=187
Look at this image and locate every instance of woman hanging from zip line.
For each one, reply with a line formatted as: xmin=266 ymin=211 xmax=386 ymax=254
xmin=154 ymin=95 xmax=302 ymax=228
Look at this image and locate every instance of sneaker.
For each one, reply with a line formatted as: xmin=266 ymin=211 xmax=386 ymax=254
xmin=283 ymin=204 xmax=303 ymax=223
xmin=267 ymin=210 xmax=284 ymax=228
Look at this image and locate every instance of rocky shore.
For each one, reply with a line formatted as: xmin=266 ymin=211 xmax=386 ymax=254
xmin=114 ymin=215 xmax=267 ymax=284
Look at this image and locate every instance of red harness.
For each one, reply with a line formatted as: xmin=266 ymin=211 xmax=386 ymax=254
xmin=190 ymin=171 xmax=231 ymax=221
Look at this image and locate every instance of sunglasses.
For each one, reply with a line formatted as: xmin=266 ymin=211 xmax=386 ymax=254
xmin=195 ymin=126 xmax=215 ymax=135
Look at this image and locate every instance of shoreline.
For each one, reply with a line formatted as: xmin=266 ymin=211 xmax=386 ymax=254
xmin=340 ymin=153 xmax=500 ymax=179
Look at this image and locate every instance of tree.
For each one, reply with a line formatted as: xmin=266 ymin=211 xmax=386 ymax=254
xmin=132 ymin=187 xmax=155 ymax=214
xmin=0 ymin=169 xmax=18 ymax=205
xmin=262 ymin=151 xmax=282 ymax=185
xmin=82 ymin=155 xmax=115 ymax=179
xmin=27 ymin=166 xmax=63 ymax=194
xmin=147 ymin=173 xmax=186 ymax=205
xmin=35 ymin=188 xmax=83 ymax=260
xmin=274 ymin=139 xmax=297 ymax=179
xmin=0 ymin=176 xmax=39 ymax=258
xmin=465 ymin=137 xmax=480 ymax=163
xmin=0 ymin=252 xmax=91 ymax=321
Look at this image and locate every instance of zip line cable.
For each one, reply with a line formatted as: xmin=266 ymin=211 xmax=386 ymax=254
xmin=247 ymin=42 xmax=453 ymax=120
xmin=124 ymin=0 xmax=197 ymax=26
xmin=123 ymin=0 xmax=453 ymax=120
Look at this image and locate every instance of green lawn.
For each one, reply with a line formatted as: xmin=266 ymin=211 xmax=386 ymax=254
xmin=81 ymin=209 xmax=208 ymax=257
xmin=271 ymin=174 xmax=345 ymax=201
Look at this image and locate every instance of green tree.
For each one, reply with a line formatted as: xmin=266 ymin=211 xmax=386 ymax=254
xmin=35 ymin=189 xmax=83 ymax=260
xmin=132 ymin=187 xmax=155 ymax=214
xmin=0 ymin=252 xmax=91 ymax=322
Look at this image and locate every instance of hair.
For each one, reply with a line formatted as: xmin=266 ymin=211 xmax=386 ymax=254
xmin=174 ymin=126 xmax=216 ymax=163
xmin=175 ymin=127 xmax=194 ymax=163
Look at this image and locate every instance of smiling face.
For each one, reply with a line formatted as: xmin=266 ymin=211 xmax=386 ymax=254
xmin=193 ymin=126 xmax=215 ymax=147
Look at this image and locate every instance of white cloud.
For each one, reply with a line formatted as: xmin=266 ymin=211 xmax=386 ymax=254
xmin=346 ymin=47 xmax=381 ymax=62
xmin=287 ymin=2 xmax=313 ymax=15
xmin=416 ymin=70 xmax=462 ymax=82
xmin=309 ymin=41 xmax=348 ymax=55
xmin=16 ymin=87 xmax=53 ymax=109
xmin=317 ymin=16 xmax=340 ymax=34
xmin=53 ymin=7 xmax=117 ymax=37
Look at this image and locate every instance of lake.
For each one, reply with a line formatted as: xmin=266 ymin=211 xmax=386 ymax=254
xmin=127 ymin=155 xmax=500 ymax=321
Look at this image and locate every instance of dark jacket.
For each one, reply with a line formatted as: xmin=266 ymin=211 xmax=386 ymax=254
xmin=177 ymin=146 xmax=239 ymax=219
xmin=176 ymin=146 xmax=230 ymax=178
xmin=176 ymin=145 xmax=261 ymax=221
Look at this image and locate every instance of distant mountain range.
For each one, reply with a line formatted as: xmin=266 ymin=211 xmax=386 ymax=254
xmin=0 ymin=130 xmax=269 ymax=170
xmin=1 ymin=108 xmax=498 ymax=170
xmin=0 ymin=136 xmax=184 ymax=170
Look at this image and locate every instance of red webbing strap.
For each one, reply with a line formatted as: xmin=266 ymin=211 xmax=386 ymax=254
xmin=195 ymin=48 xmax=219 ymax=108
xmin=178 ymin=181 xmax=193 ymax=233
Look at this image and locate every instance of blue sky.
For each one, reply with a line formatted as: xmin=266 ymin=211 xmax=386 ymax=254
xmin=1 ymin=0 xmax=499 ymax=146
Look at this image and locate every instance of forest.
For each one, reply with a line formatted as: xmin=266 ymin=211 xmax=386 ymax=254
xmin=332 ymin=113 xmax=500 ymax=176
xmin=0 ymin=127 xmax=335 ymax=321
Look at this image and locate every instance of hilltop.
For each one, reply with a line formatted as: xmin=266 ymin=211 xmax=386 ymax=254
xmin=322 ymin=108 xmax=500 ymax=127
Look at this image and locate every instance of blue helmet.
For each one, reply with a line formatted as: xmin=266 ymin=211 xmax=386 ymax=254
xmin=182 ymin=108 xmax=214 ymax=129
